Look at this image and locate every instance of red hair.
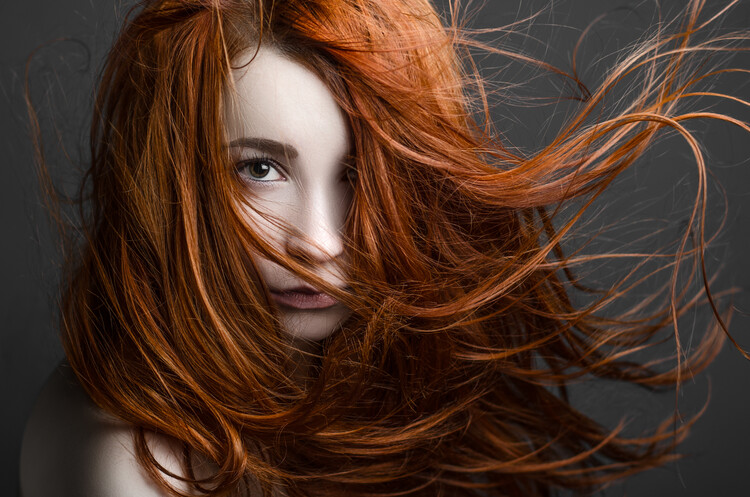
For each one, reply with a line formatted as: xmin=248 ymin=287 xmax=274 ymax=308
xmin=39 ymin=0 xmax=749 ymax=495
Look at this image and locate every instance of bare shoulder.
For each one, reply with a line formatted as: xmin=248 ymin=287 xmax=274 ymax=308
xmin=19 ymin=362 xmax=190 ymax=497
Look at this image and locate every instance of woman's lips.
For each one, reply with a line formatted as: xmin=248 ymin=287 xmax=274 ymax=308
xmin=270 ymin=288 xmax=339 ymax=310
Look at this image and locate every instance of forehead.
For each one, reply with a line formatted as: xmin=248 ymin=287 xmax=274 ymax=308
xmin=224 ymin=46 xmax=349 ymax=153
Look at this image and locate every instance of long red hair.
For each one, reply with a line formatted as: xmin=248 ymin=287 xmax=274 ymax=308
xmin=41 ymin=0 xmax=749 ymax=495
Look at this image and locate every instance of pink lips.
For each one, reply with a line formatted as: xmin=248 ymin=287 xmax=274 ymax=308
xmin=270 ymin=286 xmax=339 ymax=310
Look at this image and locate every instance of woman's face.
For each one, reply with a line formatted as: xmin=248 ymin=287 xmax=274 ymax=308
xmin=224 ymin=46 xmax=354 ymax=341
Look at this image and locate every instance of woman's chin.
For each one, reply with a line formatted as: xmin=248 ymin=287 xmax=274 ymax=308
xmin=279 ymin=305 xmax=351 ymax=341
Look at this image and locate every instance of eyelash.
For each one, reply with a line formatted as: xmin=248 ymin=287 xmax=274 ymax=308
xmin=233 ymin=154 xmax=359 ymax=185
xmin=344 ymin=166 xmax=358 ymax=184
xmin=235 ymin=155 xmax=287 ymax=184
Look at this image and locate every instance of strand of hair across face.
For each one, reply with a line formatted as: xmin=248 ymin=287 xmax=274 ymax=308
xmin=30 ymin=0 xmax=750 ymax=496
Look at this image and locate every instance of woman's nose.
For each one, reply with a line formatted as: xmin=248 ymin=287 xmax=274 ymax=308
xmin=284 ymin=194 xmax=345 ymax=263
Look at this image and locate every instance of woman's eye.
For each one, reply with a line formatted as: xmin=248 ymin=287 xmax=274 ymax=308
xmin=345 ymin=166 xmax=358 ymax=184
xmin=236 ymin=158 xmax=285 ymax=183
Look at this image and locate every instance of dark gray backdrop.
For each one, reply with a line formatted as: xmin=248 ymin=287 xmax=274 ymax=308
xmin=2 ymin=0 xmax=749 ymax=496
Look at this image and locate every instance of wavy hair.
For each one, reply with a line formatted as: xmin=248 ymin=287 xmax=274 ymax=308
xmin=38 ymin=0 xmax=749 ymax=495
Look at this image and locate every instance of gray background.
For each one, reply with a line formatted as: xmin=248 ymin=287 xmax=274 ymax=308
xmin=2 ymin=0 xmax=749 ymax=495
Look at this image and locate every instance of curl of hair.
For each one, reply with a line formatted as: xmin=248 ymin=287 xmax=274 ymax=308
xmin=38 ymin=0 xmax=750 ymax=495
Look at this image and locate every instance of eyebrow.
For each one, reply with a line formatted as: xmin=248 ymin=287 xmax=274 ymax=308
xmin=227 ymin=137 xmax=299 ymax=159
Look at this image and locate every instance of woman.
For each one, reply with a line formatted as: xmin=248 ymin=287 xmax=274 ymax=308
xmin=19 ymin=0 xmax=750 ymax=496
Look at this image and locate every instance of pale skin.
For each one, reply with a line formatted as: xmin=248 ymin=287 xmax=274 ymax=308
xmin=226 ymin=45 xmax=354 ymax=341
xmin=20 ymin=46 xmax=353 ymax=496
